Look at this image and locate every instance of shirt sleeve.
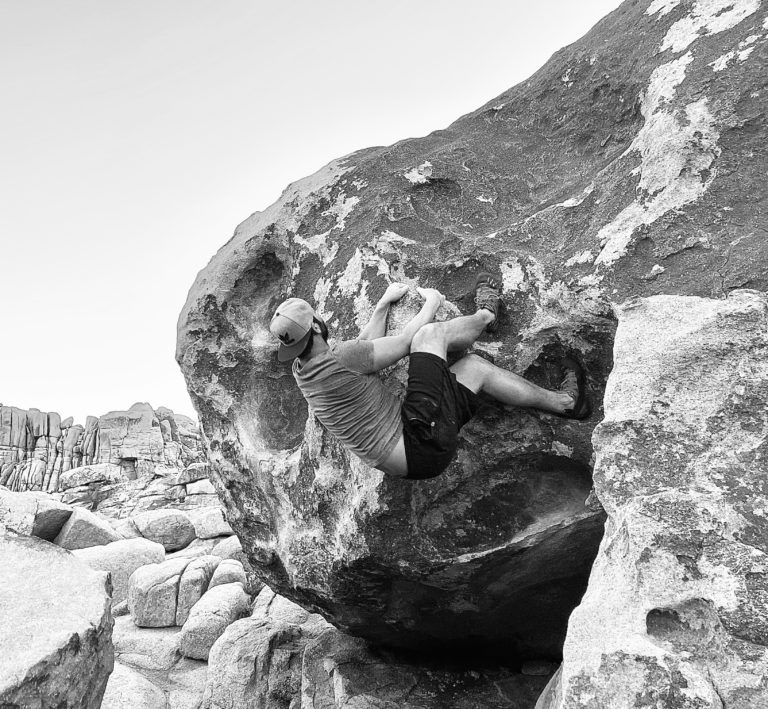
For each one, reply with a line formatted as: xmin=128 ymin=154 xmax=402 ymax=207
xmin=333 ymin=339 xmax=375 ymax=374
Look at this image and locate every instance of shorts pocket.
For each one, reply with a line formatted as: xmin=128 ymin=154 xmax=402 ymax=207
xmin=402 ymin=393 xmax=440 ymax=442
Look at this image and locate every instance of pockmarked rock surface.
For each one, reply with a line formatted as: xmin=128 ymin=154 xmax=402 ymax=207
xmin=177 ymin=0 xmax=768 ymax=657
xmin=537 ymin=291 xmax=768 ymax=708
xmin=0 ymin=535 xmax=114 ymax=707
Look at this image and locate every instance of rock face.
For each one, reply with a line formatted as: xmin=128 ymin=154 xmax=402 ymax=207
xmin=0 ymin=402 xmax=205 ymax=493
xmin=537 ymin=290 xmax=768 ymax=708
xmin=0 ymin=535 xmax=114 ymax=707
xmin=177 ymin=0 xmax=768 ymax=658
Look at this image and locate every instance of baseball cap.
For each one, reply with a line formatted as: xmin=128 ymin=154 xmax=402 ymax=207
xmin=270 ymin=298 xmax=315 ymax=362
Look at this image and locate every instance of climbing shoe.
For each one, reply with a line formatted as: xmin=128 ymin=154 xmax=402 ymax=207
xmin=560 ymin=356 xmax=591 ymax=420
xmin=474 ymin=272 xmax=503 ymax=333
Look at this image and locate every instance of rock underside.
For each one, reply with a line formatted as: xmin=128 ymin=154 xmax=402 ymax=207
xmin=176 ymin=0 xmax=768 ymax=662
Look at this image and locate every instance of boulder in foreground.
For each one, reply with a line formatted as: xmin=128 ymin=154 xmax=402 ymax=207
xmin=537 ymin=291 xmax=768 ymax=708
xmin=0 ymin=535 xmax=113 ymax=707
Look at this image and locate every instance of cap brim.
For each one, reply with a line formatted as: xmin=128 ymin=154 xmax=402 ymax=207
xmin=276 ymin=330 xmax=312 ymax=362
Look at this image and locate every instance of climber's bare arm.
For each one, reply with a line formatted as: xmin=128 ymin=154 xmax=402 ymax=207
xmin=367 ymin=288 xmax=445 ymax=372
xmin=358 ymin=283 xmax=409 ymax=341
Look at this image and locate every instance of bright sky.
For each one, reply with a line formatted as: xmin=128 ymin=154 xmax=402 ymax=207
xmin=1 ymin=0 xmax=621 ymax=423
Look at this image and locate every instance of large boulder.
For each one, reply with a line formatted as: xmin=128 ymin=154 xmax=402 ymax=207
xmin=53 ymin=506 xmax=121 ymax=549
xmin=537 ymin=290 xmax=768 ymax=708
xmin=0 ymin=535 xmax=113 ymax=707
xmin=178 ymin=582 xmax=251 ymax=660
xmin=177 ymin=0 xmax=768 ymax=657
xmin=128 ymin=557 xmax=192 ymax=627
xmin=72 ymin=537 xmax=166 ymax=603
xmin=176 ymin=555 xmax=221 ymax=626
xmin=0 ymin=488 xmax=73 ymax=540
xmin=131 ymin=508 xmax=196 ymax=551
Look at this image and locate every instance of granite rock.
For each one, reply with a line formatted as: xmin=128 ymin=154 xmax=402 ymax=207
xmin=537 ymin=290 xmax=768 ymax=708
xmin=0 ymin=535 xmax=113 ymax=707
xmin=176 ymin=554 xmax=221 ymax=626
xmin=128 ymin=557 xmax=192 ymax=627
xmin=53 ymin=505 xmax=121 ymax=549
xmin=72 ymin=537 xmax=166 ymax=604
xmin=132 ymin=508 xmax=196 ymax=552
xmin=178 ymin=582 xmax=250 ymax=660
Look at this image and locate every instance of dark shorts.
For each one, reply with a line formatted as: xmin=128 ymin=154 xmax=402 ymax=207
xmin=401 ymin=352 xmax=480 ymax=480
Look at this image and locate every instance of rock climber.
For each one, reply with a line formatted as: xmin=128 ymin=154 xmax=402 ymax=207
xmin=269 ymin=276 xmax=589 ymax=479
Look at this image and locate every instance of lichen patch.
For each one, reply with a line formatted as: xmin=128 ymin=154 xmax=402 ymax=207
xmin=660 ymin=0 xmax=761 ymax=54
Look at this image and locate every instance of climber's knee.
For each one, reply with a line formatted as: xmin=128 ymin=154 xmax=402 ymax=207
xmin=411 ymin=322 xmax=448 ymax=359
xmin=451 ymin=353 xmax=488 ymax=393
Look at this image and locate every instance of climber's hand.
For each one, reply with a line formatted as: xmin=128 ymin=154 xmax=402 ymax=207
xmin=379 ymin=282 xmax=409 ymax=305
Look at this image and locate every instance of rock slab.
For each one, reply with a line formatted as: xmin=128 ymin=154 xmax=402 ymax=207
xmin=537 ymin=291 xmax=768 ymax=708
xmin=0 ymin=535 xmax=114 ymax=707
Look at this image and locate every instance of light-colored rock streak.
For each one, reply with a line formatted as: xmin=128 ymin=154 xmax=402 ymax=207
xmin=646 ymin=0 xmax=682 ymax=17
xmin=660 ymin=0 xmax=761 ymax=54
xmin=595 ymin=53 xmax=720 ymax=266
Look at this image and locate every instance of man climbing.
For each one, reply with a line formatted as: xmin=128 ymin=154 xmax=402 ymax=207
xmin=269 ymin=276 xmax=589 ymax=479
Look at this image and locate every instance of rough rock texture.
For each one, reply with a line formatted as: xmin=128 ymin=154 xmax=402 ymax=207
xmin=537 ymin=290 xmax=768 ymax=708
xmin=177 ymin=0 xmax=768 ymax=660
xmin=0 ymin=535 xmax=114 ymax=707
xmin=128 ymin=557 xmax=192 ymax=627
xmin=53 ymin=505 xmax=121 ymax=549
xmin=209 ymin=558 xmax=246 ymax=589
xmin=131 ymin=508 xmax=196 ymax=551
xmin=201 ymin=587 xmax=549 ymax=709
xmin=110 ymin=616 xmax=208 ymax=709
xmin=72 ymin=537 xmax=166 ymax=603
xmin=0 ymin=402 xmax=205 ymax=493
xmin=178 ymin=582 xmax=251 ymax=660
xmin=176 ymin=555 xmax=221 ymax=626
xmin=186 ymin=506 xmax=234 ymax=538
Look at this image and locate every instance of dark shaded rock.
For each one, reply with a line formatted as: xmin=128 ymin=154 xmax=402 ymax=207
xmin=177 ymin=0 xmax=768 ymax=659
xmin=202 ymin=587 xmax=548 ymax=709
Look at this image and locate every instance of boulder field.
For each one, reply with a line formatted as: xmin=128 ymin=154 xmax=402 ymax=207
xmin=177 ymin=0 xmax=768 ymax=669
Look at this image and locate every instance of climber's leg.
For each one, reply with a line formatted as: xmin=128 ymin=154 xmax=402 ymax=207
xmin=450 ymin=354 xmax=577 ymax=415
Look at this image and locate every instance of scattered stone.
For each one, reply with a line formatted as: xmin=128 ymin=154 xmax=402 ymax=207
xmin=186 ymin=478 xmax=216 ymax=495
xmin=128 ymin=557 xmax=192 ymax=627
xmin=186 ymin=506 xmax=233 ymax=538
xmin=176 ymin=462 xmax=210 ymax=485
xmin=101 ymin=662 xmax=166 ymax=709
xmin=58 ymin=462 xmax=125 ymax=490
xmin=0 ymin=535 xmax=113 ymax=707
xmin=166 ymin=537 xmax=219 ymax=560
xmin=178 ymin=582 xmax=250 ymax=660
xmin=112 ymin=615 xmax=182 ymax=671
xmin=132 ymin=508 xmax=196 ymax=551
xmin=112 ymin=599 xmax=129 ymax=617
xmin=54 ymin=506 xmax=120 ymax=549
xmin=176 ymin=555 xmax=221 ymax=626
xmin=112 ymin=516 xmax=142 ymax=539
xmin=211 ymin=534 xmax=243 ymax=561
xmin=208 ymin=559 xmax=246 ymax=590
xmin=28 ymin=492 xmax=73 ymax=540
xmin=72 ymin=537 xmax=166 ymax=603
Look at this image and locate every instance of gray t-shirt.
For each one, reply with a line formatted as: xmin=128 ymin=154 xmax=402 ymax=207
xmin=292 ymin=340 xmax=402 ymax=468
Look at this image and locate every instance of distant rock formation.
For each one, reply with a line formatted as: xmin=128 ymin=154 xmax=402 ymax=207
xmin=177 ymin=0 xmax=768 ymax=667
xmin=0 ymin=402 xmax=204 ymax=493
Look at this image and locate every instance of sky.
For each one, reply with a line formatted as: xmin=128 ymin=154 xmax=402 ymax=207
xmin=0 ymin=0 xmax=622 ymax=423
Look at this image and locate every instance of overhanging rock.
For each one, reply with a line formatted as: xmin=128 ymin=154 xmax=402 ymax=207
xmin=177 ymin=0 xmax=768 ymax=658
